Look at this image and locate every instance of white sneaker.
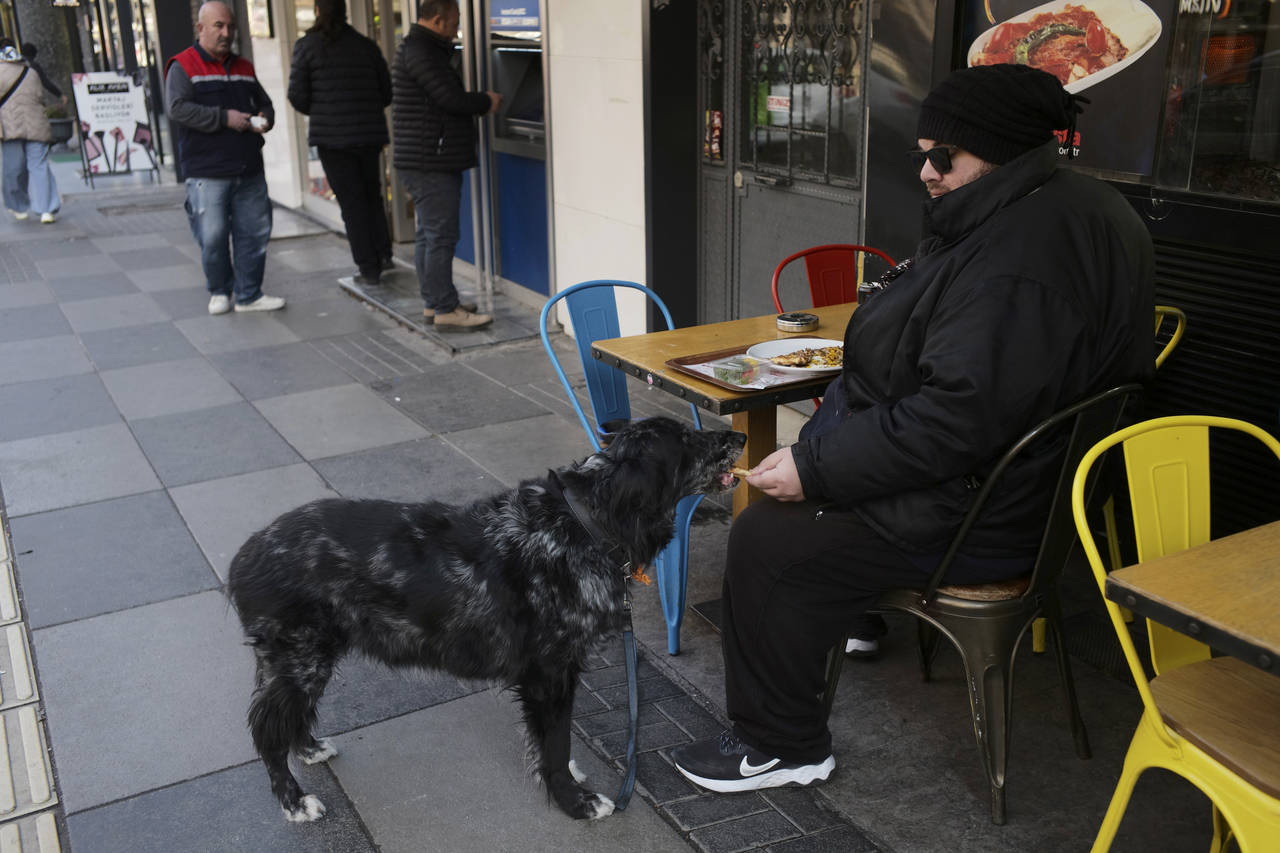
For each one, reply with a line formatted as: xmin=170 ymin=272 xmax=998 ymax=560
xmin=9 ymin=209 xmax=28 ymax=221
xmin=208 ymin=294 xmax=232 ymax=315
xmin=40 ymin=212 xmax=56 ymax=224
xmin=234 ymin=294 xmax=285 ymax=312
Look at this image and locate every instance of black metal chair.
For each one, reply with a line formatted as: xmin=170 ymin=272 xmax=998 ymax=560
xmin=821 ymin=383 xmax=1142 ymax=825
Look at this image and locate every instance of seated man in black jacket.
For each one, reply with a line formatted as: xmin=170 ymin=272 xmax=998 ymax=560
xmin=671 ymin=64 xmax=1154 ymax=793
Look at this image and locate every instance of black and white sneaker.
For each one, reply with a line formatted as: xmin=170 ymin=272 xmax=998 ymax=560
xmin=671 ymin=731 xmax=834 ymax=793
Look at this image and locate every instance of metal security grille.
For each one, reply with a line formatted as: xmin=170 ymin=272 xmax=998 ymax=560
xmin=739 ymin=0 xmax=866 ymax=187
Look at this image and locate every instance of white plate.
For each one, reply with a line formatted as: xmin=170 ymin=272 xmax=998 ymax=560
xmin=967 ymin=0 xmax=1162 ymax=94
xmin=745 ymin=338 xmax=844 ymax=375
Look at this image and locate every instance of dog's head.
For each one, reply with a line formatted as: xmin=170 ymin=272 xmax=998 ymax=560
xmin=597 ymin=416 xmax=746 ymax=504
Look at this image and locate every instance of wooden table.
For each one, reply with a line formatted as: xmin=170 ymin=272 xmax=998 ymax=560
xmin=1106 ymin=519 xmax=1280 ymax=674
xmin=591 ymin=303 xmax=856 ymax=515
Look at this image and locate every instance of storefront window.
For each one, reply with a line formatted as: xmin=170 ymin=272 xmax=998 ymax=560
xmin=700 ymin=0 xmax=726 ymax=163
xmin=1157 ymin=1 xmax=1279 ymax=203
xmin=739 ymin=0 xmax=866 ymax=186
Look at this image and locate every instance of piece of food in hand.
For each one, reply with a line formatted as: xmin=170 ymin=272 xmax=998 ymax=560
xmin=730 ymin=466 xmax=752 ymax=477
xmin=631 ymin=564 xmax=652 ymax=585
xmin=770 ymin=345 xmax=843 ymax=368
xmin=710 ymin=354 xmax=765 ymax=385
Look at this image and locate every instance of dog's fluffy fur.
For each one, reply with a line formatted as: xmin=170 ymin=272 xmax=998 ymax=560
xmin=227 ymin=417 xmax=746 ymax=821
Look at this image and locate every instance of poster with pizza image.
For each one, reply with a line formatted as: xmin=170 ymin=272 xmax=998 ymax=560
xmin=963 ymin=0 xmax=1178 ymax=175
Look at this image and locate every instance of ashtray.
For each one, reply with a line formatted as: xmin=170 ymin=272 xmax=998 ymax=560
xmin=776 ymin=312 xmax=819 ymax=333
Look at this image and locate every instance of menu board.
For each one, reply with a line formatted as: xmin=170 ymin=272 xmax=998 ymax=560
xmin=70 ymin=71 xmax=159 ymax=176
xmin=962 ymin=0 xmax=1179 ymax=176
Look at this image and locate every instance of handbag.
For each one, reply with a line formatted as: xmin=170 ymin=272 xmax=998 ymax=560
xmin=0 ymin=66 xmax=30 ymax=110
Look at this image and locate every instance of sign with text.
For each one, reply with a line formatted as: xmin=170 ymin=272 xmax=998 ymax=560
xmin=71 ymin=70 xmax=158 ymax=175
xmin=490 ymin=2 xmax=540 ymax=31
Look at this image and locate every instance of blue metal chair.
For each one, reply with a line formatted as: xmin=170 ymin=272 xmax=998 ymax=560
xmin=539 ymin=280 xmax=704 ymax=654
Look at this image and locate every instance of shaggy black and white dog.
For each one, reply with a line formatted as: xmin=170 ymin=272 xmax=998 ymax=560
xmin=227 ymin=416 xmax=746 ymax=822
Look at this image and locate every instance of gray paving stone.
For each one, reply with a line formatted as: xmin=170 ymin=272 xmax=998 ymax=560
xmin=89 ymin=233 xmax=170 ymax=253
xmin=315 ymin=655 xmax=486 ymax=737
xmin=0 ymin=303 xmax=72 ymax=342
xmin=79 ymin=321 xmax=200 ymax=370
xmin=330 ymin=691 xmax=689 ymax=853
xmin=271 ymin=293 xmax=393 ymax=340
xmin=655 ymin=695 xmax=727 ymax=740
xmin=312 ymin=436 xmax=505 ymax=504
xmin=66 ymin=761 xmax=375 ymax=853
xmin=253 ymin=383 xmax=428 ymax=460
xmin=635 ymin=750 xmax=702 ymax=804
xmin=689 ymin=809 xmax=801 ymax=853
xmin=0 ymin=280 xmax=53 ymax=308
xmin=45 ymin=272 xmax=138 ymax=302
xmin=445 ymin=413 xmax=595 ymax=487
xmin=35 ymin=253 xmax=122 ymax=280
xmin=108 ymin=246 xmax=192 ymax=270
xmin=595 ymin=674 xmax=687 ymax=709
xmin=22 ymin=236 xmax=102 ymax=260
xmin=10 ymin=491 xmax=217 ymax=628
xmin=130 ymin=402 xmax=301 ymax=487
xmin=597 ymin=719 xmax=689 ymax=760
xmin=126 ymin=263 xmax=202 ymax=292
xmin=175 ymin=312 xmax=302 ymax=355
xmin=169 ymin=463 xmax=339 ymax=579
xmin=666 ymin=791 xmax=770 ymax=831
xmin=32 ymin=590 xmax=258 ymax=812
xmin=0 ymin=335 xmax=93 ymax=386
xmin=760 ymin=789 xmax=849 ymax=835
xmin=208 ymin=340 xmax=357 ymax=400
xmin=0 ymin=422 xmax=160 ymax=516
xmin=59 ymin=292 xmax=171 ymax=333
xmin=0 ymin=373 xmax=120 ymax=441
xmin=147 ymin=285 xmax=221 ymax=320
xmin=374 ymin=363 xmax=552 ymax=435
xmin=100 ymin=357 xmax=242 ymax=420
xmin=765 ymin=825 xmax=880 ymax=853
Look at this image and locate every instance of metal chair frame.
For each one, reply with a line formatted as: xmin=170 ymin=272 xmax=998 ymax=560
xmin=770 ymin=243 xmax=896 ymax=314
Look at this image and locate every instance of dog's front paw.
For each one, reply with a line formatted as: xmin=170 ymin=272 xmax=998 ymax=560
xmin=584 ymin=792 xmax=615 ymax=820
xmin=298 ymin=739 xmax=338 ymax=764
xmin=283 ymin=794 xmax=326 ymax=822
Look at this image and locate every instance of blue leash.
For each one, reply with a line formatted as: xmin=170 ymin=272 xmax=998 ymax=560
xmin=614 ymin=587 xmax=639 ymax=811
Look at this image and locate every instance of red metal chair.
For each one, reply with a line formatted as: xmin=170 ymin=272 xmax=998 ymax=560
xmin=770 ymin=243 xmax=896 ymax=314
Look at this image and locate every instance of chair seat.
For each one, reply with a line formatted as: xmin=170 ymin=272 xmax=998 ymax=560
xmin=936 ymin=575 xmax=1032 ymax=601
xmin=1151 ymin=655 xmax=1280 ymax=798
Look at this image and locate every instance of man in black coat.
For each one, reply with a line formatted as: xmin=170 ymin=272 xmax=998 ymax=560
xmin=391 ymin=0 xmax=500 ymax=329
xmin=671 ymin=64 xmax=1154 ymax=793
xmin=288 ymin=0 xmax=393 ymax=286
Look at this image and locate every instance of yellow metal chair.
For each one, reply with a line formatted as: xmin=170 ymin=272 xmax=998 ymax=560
xmin=1071 ymin=415 xmax=1280 ymax=852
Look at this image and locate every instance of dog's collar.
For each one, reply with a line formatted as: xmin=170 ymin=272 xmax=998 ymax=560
xmin=546 ymin=471 xmax=633 ymax=579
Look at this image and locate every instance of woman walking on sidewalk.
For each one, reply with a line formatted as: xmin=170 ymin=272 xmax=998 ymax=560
xmin=0 ymin=41 xmax=60 ymax=224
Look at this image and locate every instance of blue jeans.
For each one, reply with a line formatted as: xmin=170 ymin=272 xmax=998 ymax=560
xmin=2 ymin=139 xmax=60 ymax=215
xmin=184 ymin=172 xmax=273 ymax=304
xmin=399 ymin=169 xmax=463 ymax=313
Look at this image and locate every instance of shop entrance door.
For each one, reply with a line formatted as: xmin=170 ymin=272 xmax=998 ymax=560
xmin=697 ymin=2 xmax=874 ymax=323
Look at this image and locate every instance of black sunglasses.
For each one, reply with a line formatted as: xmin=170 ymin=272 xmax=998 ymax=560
xmin=908 ymin=146 xmax=956 ymax=174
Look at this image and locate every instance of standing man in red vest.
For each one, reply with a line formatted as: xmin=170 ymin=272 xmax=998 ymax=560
xmin=166 ymin=1 xmax=284 ymax=315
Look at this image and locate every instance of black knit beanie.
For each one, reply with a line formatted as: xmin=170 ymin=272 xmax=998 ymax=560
xmin=917 ymin=64 xmax=1081 ymax=164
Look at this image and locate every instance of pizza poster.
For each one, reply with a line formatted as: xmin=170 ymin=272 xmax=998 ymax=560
xmin=71 ymin=71 xmax=160 ymax=175
xmin=961 ymin=0 xmax=1179 ymax=176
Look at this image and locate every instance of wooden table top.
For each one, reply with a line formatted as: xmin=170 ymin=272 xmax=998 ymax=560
xmin=1106 ymin=519 xmax=1280 ymax=673
xmin=590 ymin=303 xmax=856 ymax=416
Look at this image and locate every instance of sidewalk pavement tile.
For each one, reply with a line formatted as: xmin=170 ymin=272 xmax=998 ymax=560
xmin=32 ymin=590 xmax=257 ymax=813
xmin=253 ymin=383 xmax=428 ymax=461
xmin=272 ymin=294 xmax=394 ymax=340
xmin=0 ymin=281 xmax=53 ymax=309
xmin=107 ymin=246 xmax=192 ymax=270
xmin=9 ymin=490 xmax=217 ymax=629
xmin=88 ymin=233 xmax=170 ymax=253
xmin=100 ymin=357 xmax=242 ymax=420
xmin=0 ymin=336 xmax=94 ymax=386
xmin=314 ymin=655 xmax=485 ymax=736
xmin=22 ymin=236 xmax=100 ymax=260
xmin=78 ymin=322 xmax=199 ymax=370
xmin=35 ymin=253 xmax=123 ymax=281
xmin=169 ymin=463 xmax=338 ymax=579
xmin=0 ymin=304 xmax=72 ymax=342
xmin=45 ymin=271 xmax=138 ymax=302
xmin=148 ymin=285 xmax=225 ymax=320
xmin=65 ymin=761 xmax=376 ymax=853
xmin=444 ymin=415 xmax=594 ymax=487
xmin=330 ymin=690 xmax=686 ymax=853
xmin=272 ymin=243 xmax=354 ymax=273
xmin=0 ymin=373 xmax=120 ymax=442
xmin=175 ymin=313 xmax=302 ymax=355
xmin=59 ymin=292 xmax=171 ymax=333
xmin=126 ymin=264 xmax=202 ymax=293
xmin=374 ymin=364 xmax=551 ymax=434
xmin=311 ymin=436 xmax=505 ymax=503
xmin=0 ymin=423 xmax=160 ymax=517
xmin=130 ymin=401 xmax=301 ymax=487
xmin=208 ymin=341 xmax=357 ymax=400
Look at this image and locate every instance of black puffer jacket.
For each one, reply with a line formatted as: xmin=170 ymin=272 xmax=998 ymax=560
xmin=391 ymin=23 xmax=490 ymax=173
xmin=793 ymin=142 xmax=1153 ymax=558
xmin=288 ymin=23 xmax=391 ymax=148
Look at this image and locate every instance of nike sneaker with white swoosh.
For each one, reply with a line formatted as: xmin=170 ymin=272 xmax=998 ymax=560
xmin=671 ymin=731 xmax=834 ymax=793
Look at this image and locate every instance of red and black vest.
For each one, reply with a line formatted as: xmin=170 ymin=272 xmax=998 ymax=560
xmin=166 ymin=44 xmax=267 ymax=178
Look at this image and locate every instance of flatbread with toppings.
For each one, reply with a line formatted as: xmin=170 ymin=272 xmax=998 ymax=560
xmin=770 ymin=346 xmax=843 ymax=369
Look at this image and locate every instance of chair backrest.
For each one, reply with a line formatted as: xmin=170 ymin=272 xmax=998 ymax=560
xmin=921 ymin=384 xmax=1142 ymax=605
xmin=771 ymin=244 xmax=896 ymax=314
xmin=539 ymin=280 xmax=702 ymax=452
xmin=1153 ymin=305 xmax=1187 ymax=370
xmin=1072 ymin=416 xmax=1280 ymax=722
